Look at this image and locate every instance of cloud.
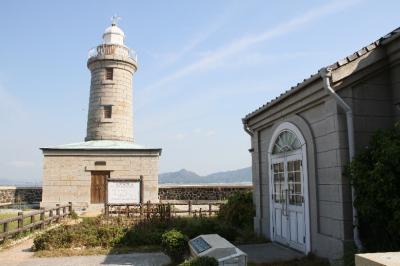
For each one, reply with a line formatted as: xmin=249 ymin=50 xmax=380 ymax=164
xmin=153 ymin=26 xmax=222 ymax=68
xmin=147 ymin=7 xmax=235 ymax=68
xmin=142 ymin=0 xmax=360 ymax=92
xmin=208 ymin=51 xmax=324 ymax=69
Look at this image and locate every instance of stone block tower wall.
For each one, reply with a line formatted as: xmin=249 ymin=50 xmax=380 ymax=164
xmin=85 ymin=23 xmax=138 ymax=142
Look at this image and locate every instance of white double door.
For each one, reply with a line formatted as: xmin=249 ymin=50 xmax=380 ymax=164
xmin=271 ymin=153 xmax=306 ymax=252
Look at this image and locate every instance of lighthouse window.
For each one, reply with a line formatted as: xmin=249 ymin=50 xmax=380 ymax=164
xmin=104 ymin=105 xmax=112 ymax=118
xmin=105 ymin=68 xmax=113 ymax=80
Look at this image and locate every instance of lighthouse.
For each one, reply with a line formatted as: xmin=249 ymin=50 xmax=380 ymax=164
xmin=86 ymin=18 xmax=137 ymax=142
xmin=40 ymin=19 xmax=161 ymax=210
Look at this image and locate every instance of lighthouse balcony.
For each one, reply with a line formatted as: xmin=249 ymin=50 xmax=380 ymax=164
xmin=88 ymin=44 xmax=137 ymax=62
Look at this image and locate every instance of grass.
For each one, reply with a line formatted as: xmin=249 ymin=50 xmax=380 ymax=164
xmin=0 ymin=212 xmax=42 ymax=232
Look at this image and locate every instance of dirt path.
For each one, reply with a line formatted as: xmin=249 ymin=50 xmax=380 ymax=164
xmin=0 ymin=238 xmax=35 ymax=266
xmin=0 ymin=238 xmax=171 ymax=266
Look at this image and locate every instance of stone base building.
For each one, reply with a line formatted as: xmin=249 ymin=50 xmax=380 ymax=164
xmin=243 ymin=27 xmax=400 ymax=262
xmin=41 ymin=21 xmax=161 ymax=209
xmin=41 ymin=141 xmax=160 ymax=209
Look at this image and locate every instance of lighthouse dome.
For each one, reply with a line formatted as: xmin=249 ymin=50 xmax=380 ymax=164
xmin=103 ymin=24 xmax=125 ymax=45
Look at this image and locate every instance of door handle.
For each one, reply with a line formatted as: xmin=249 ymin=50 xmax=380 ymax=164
xmin=282 ymin=189 xmax=288 ymax=216
xmin=285 ymin=189 xmax=289 ymax=216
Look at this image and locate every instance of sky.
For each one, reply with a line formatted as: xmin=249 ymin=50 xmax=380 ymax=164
xmin=0 ymin=0 xmax=399 ymax=184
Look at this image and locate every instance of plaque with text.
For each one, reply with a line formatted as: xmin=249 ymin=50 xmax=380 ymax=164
xmin=190 ymin=237 xmax=211 ymax=254
xmin=107 ymin=180 xmax=140 ymax=204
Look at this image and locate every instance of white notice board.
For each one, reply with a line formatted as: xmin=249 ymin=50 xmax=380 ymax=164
xmin=107 ymin=180 xmax=140 ymax=204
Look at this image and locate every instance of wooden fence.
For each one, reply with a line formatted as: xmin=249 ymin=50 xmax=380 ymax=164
xmin=105 ymin=200 xmax=223 ymax=219
xmin=0 ymin=202 xmax=72 ymax=241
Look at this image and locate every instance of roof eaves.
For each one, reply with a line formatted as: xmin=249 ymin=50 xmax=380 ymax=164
xmin=243 ymin=73 xmax=320 ymax=122
xmin=243 ymin=26 xmax=400 ymax=122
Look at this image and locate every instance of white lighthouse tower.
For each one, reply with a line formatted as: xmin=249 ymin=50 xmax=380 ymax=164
xmin=40 ymin=19 xmax=161 ymax=210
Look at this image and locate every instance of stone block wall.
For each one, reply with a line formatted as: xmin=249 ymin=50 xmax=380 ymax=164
xmin=159 ymin=184 xmax=253 ymax=201
xmin=0 ymin=187 xmax=42 ymax=205
xmin=0 ymin=184 xmax=253 ymax=206
xmin=86 ymin=56 xmax=137 ymax=142
xmin=41 ymin=150 xmax=160 ymax=209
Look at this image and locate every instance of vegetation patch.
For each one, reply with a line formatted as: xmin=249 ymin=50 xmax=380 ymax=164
xmin=347 ymin=122 xmax=400 ymax=251
xmin=33 ymin=191 xmax=266 ymax=258
xmin=218 ymin=191 xmax=255 ymax=230
xmin=34 ymin=245 xmax=161 ymax=258
xmin=33 ymin=217 xmax=124 ymax=251
xmin=161 ymin=229 xmax=188 ymax=263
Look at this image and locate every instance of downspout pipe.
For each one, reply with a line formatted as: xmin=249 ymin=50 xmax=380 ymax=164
xmin=243 ymin=119 xmax=254 ymax=137
xmin=319 ymin=67 xmax=363 ymax=251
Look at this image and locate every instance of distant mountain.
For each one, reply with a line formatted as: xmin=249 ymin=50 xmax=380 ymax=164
xmin=0 ymin=167 xmax=252 ymax=186
xmin=159 ymin=167 xmax=252 ymax=184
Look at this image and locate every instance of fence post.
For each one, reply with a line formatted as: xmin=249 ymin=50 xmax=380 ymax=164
xmin=126 ymin=204 xmax=129 ymax=217
xmin=49 ymin=209 xmax=53 ymax=224
xmin=105 ymin=204 xmax=109 ymax=217
xmin=167 ymin=203 xmax=171 ymax=219
xmin=140 ymin=175 xmax=144 ymax=204
xmin=194 ymin=210 xmax=197 ymax=217
xmin=30 ymin=213 xmax=35 ymax=232
xmin=146 ymin=201 xmax=151 ymax=220
xmin=18 ymin=211 xmax=23 ymax=232
xmin=3 ymin=222 xmax=8 ymax=240
xmin=68 ymin=202 xmax=72 ymax=215
xmin=199 ymin=208 xmax=202 ymax=218
xmin=209 ymin=204 xmax=212 ymax=216
xmin=188 ymin=200 xmax=192 ymax=216
xmin=140 ymin=204 xmax=143 ymax=220
xmin=62 ymin=206 xmax=66 ymax=218
xmin=56 ymin=204 xmax=60 ymax=223
xmin=40 ymin=208 xmax=45 ymax=230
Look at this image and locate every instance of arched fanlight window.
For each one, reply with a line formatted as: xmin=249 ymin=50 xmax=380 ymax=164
xmin=272 ymin=130 xmax=302 ymax=154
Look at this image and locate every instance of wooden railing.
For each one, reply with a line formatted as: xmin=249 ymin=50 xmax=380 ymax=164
xmin=105 ymin=200 xmax=224 ymax=219
xmin=0 ymin=202 xmax=72 ymax=241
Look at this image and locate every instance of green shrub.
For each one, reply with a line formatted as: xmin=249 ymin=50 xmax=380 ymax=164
xmin=179 ymin=256 xmax=218 ymax=266
xmin=347 ymin=122 xmax=400 ymax=251
xmin=34 ymin=226 xmax=73 ymax=250
xmin=161 ymin=229 xmax=188 ymax=262
xmin=122 ymin=219 xmax=166 ymax=246
xmin=218 ymin=191 xmax=255 ymax=229
xmin=33 ymin=217 xmax=125 ymax=251
xmin=69 ymin=210 xmax=79 ymax=220
xmin=120 ymin=216 xmax=237 ymax=248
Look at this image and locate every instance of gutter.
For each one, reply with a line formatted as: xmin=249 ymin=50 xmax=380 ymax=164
xmin=242 ymin=119 xmax=254 ymax=137
xmin=319 ymin=68 xmax=363 ymax=251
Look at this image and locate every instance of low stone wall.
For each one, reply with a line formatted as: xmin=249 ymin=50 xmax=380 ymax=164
xmin=0 ymin=186 xmax=42 ymax=205
xmin=0 ymin=184 xmax=253 ymax=205
xmin=159 ymin=184 xmax=253 ymax=201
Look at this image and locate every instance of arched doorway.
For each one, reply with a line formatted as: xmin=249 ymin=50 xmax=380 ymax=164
xmin=268 ymin=122 xmax=310 ymax=253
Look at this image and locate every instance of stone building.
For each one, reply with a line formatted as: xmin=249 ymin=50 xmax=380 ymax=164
xmin=40 ymin=21 xmax=161 ymax=209
xmin=242 ymin=27 xmax=400 ymax=262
